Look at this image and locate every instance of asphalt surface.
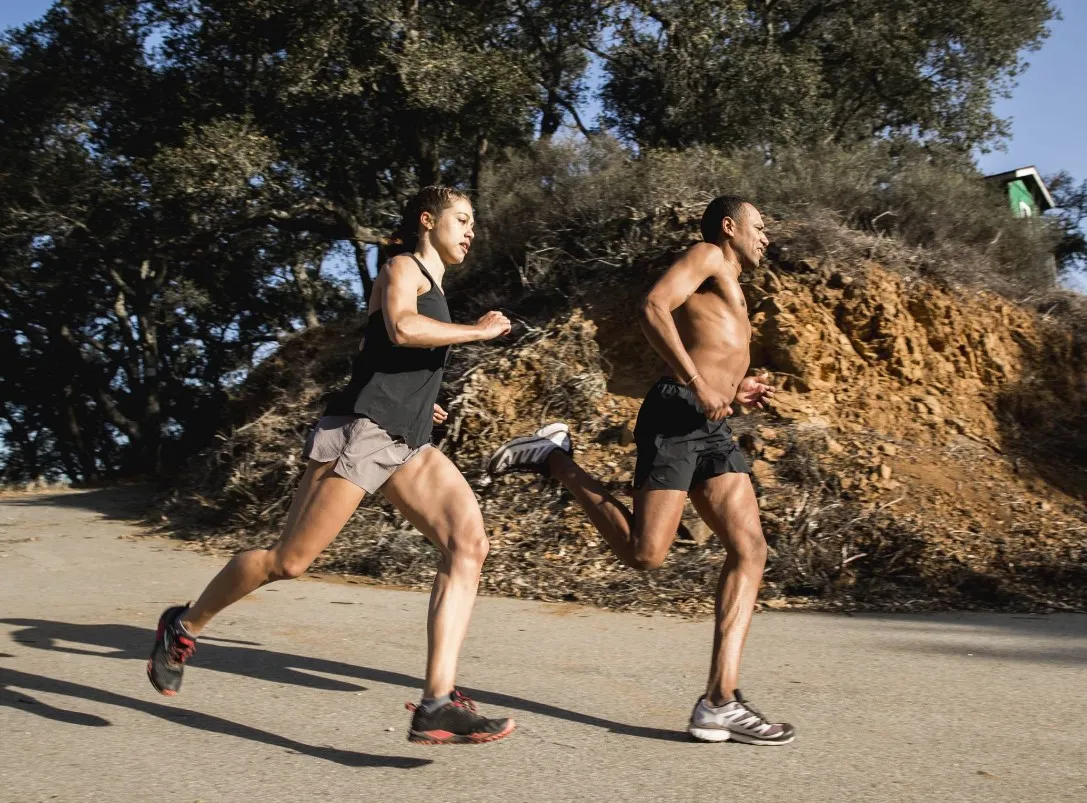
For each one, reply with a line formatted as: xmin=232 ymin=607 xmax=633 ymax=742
xmin=1 ymin=488 xmax=1084 ymax=802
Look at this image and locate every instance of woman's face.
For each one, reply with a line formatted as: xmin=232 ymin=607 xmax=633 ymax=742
xmin=422 ymin=197 xmax=475 ymax=266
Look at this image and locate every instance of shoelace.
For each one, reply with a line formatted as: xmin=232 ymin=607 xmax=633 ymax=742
xmin=704 ymin=695 xmax=772 ymax=728
xmin=451 ymin=689 xmax=478 ymax=713
xmin=404 ymin=689 xmax=479 ymax=714
xmin=731 ymin=698 xmax=783 ymax=735
xmin=734 ymin=695 xmax=773 ymax=725
xmin=168 ymin=630 xmax=196 ymax=663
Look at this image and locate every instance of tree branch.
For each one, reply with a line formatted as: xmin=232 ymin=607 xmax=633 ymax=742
xmin=56 ymin=324 xmax=141 ymax=439
xmin=554 ymin=91 xmax=596 ymax=139
xmin=779 ymin=0 xmax=850 ymax=44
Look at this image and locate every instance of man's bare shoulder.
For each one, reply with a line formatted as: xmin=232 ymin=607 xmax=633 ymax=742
xmin=686 ymin=241 xmax=726 ymax=261
xmin=674 ymin=242 xmax=726 ymax=271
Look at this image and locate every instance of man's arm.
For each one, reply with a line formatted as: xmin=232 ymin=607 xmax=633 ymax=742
xmin=382 ymin=256 xmax=510 ymax=347
xmin=639 ymin=243 xmax=733 ymax=420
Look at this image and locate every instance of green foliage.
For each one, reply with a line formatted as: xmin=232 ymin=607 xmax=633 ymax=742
xmin=1047 ymin=171 xmax=1087 ymax=277
xmin=601 ymin=0 xmax=1056 ymax=152
xmin=477 ymin=138 xmax=1060 ymax=293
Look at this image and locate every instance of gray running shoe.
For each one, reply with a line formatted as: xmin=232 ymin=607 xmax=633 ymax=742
xmin=487 ymin=423 xmax=572 ymax=476
xmin=687 ymin=690 xmax=795 ymax=745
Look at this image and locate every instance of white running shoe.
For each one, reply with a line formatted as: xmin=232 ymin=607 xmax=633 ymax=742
xmin=487 ymin=422 xmax=572 ymax=476
xmin=687 ymin=690 xmax=795 ymax=745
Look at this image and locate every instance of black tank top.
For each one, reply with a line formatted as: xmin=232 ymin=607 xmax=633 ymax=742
xmin=326 ymin=255 xmax=451 ymax=447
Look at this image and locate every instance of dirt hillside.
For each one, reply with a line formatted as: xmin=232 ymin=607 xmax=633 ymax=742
xmin=162 ymin=213 xmax=1087 ymax=614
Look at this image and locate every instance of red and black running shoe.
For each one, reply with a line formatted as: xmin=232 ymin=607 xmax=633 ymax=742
xmin=146 ymin=604 xmax=196 ymax=696
xmin=407 ymin=691 xmax=515 ymax=745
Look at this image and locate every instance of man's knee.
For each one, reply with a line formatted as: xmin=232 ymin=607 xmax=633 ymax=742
xmin=630 ymin=519 xmax=675 ymax=571
xmin=631 ymin=548 xmax=667 ymax=571
xmin=733 ymin=529 xmax=768 ymax=567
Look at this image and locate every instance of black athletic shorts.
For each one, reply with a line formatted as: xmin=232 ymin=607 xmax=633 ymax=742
xmin=633 ymin=377 xmax=750 ymax=492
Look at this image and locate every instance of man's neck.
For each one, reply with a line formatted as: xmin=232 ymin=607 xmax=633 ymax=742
xmin=715 ymin=242 xmax=743 ymax=279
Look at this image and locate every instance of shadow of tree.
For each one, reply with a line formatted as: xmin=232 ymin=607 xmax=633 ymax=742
xmin=4 ymin=486 xmax=156 ymax=524
xmin=993 ymin=316 xmax=1087 ymax=503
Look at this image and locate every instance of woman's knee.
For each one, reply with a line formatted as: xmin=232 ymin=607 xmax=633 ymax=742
xmin=446 ymin=520 xmax=490 ymax=566
xmin=268 ymin=549 xmax=313 ymax=581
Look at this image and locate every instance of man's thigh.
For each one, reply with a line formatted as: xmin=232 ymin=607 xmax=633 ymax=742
xmin=631 ymin=486 xmax=688 ymax=559
xmin=689 ymin=472 xmax=763 ymax=548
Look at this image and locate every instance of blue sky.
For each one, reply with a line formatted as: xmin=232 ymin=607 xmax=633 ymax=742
xmin=974 ymin=2 xmax=1087 ymax=183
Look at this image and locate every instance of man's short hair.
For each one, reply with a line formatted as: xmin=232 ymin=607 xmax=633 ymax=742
xmin=700 ymin=195 xmax=749 ymax=243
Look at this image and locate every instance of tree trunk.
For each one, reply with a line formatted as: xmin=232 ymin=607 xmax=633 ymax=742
xmin=58 ymin=387 xmax=99 ymax=482
xmin=136 ymin=310 xmax=163 ymax=475
xmin=540 ymin=87 xmax=562 ymax=139
xmin=351 ymin=239 xmax=375 ymax=303
xmin=415 ymin=134 xmax=441 ymax=187
xmin=290 ymin=260 xmax=321 ymax=328
xmin=471 ymin=134 xmax=489 ymax=195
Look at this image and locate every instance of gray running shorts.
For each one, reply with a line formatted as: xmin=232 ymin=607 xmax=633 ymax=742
xmin=302 ymin=415 xmax=430 ymax=493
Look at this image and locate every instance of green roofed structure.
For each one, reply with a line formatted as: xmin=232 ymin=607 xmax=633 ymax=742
xmin=985 ymin=166 xmax=1055 ymax=219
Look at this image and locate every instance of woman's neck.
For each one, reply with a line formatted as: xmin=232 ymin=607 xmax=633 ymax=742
xmin=413 ymin=243 xmax=447 ymax=287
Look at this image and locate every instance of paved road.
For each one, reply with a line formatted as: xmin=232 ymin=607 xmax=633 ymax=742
xmin=1 ymin=489 xmax=1085 ymax=802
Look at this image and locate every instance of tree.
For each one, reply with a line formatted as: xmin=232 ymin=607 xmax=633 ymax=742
xmin=503 ymin=0 xmax=607 ymax=139
xmin=0 ymin=0 xmax=562 ymax=481
xmin=0 ymin=0 xmax=1066 ymax=483
xmin=1047 ymin=171 xmax=1087 ymax=279
xmin=0 ymin=2 xmax=352 ymax=478
xmin=601 ymin=0 xmax=1056 ymax=152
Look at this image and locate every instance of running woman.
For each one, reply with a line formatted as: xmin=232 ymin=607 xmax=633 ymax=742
xmin=148 ymin=186 xmax=516 ymax=745
xmin=487 ymin=196 xmax=794 ymax=745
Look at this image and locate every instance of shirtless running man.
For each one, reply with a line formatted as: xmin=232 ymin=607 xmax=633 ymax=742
xmin=487 ymin=196 xmax=794 ymax=745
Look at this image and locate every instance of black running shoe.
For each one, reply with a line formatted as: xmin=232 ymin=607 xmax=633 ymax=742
xmin=147 ymin=604 xmax=197 ymax=696
xmin=407 ymin=691 xmax=515 ymax=745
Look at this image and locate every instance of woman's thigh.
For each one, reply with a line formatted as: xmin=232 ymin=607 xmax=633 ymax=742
xmin=271 ymin=460 xmax=367 ymax=571
xmin=380 ymin=448 xmax=484 ymax=551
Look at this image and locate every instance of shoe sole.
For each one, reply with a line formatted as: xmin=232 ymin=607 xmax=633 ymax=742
xmin=486 ymin=437 xmax=554 ymax=475
xmin=688 ymin=725 xmax=731 ymax=743
xmin=535 ymin=422 xmax=569 ymax=440
xmin=729 ymin=731 xmax=795 ymax=745
xmin=689 ymin=725 xmax=794 ymax=745
xmin=146 ymin=660 xmax=179 ymax=696
xmin=408 ymin=719 xmax=516 ymax=745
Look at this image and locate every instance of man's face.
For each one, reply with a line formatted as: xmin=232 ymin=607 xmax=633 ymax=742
xmin=725 ymin=204 xmax=768 ymax=271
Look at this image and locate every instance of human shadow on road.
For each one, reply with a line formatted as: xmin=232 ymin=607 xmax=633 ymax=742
xmin=0 ymin=665 xmax=431 ymax=768
xmin=1 ymin=618 xmax=687 ymax=743
xmin=0 ymin=685 xmax=111 ymax=727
